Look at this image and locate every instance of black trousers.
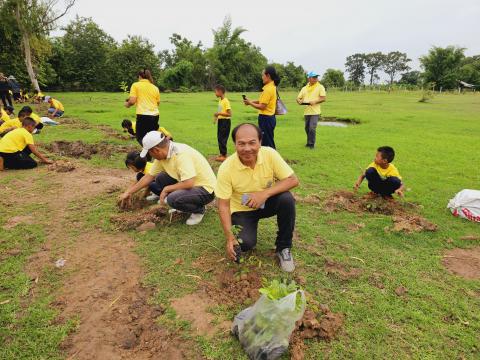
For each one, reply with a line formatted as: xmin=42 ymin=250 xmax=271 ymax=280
xmin=0 ymin=90 xmax=12 ymax=107
xmin=258 ymin=114 xmax=276 ymax=149
xmin=153 ymin=172 xmax=214 ymax=214
xmin=135 ymin=114 xmax=159 ymax=145
xmin=365 ymin=167 xmax=402 ymax=196
xmin=0 ymin=147 xmax=37 ymax=169
xmin=217 ymin=119 xmax=231 ymax=156
xmin=231 ymin=192 xmax=296 ymax=252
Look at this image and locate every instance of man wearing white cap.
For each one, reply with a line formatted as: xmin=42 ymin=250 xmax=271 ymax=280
xmin=296 ymin=72 xmax=326 ymax=149
xmin=119 ymin=131 xmax=216 ymax=225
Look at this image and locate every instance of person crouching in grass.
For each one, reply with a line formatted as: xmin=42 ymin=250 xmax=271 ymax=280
xmin=354 ymin=146 xmax=405 ymax=200
xmin=213 ymin=84 xmax=232 ymax=162
xmin=0 ymin=117 xmax=53 ymax=171
xmin=45 ymin=96 xmax=64 ymax=118
xmin=124 ymin=151 xmax=163 ymax=201
xmin=21 ymin=106 xmax=44 ymax=133
xmin=121 ymin=119 xmax=136 ymax=138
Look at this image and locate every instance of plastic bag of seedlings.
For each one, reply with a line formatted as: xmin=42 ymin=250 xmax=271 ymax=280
xmin=232 ymin=280 xmax=306 ymax=360
xmin=447 ymin=189 xmax=480 ymax=223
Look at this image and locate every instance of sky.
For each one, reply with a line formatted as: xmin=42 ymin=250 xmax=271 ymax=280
xmin=54 ymin=0 xmax=480 ymax=81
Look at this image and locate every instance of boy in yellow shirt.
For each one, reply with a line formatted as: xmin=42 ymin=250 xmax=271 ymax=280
xmin=0 ymin=117 xmax=52 ymax=170
xmin=354 ymin=146 xmax=405 ymax=200
xmin=213 ymin=85 xmax=232 ymax=162
xmin=21 ymin=106 xmax=44 ymax=133
xmin=124 ymin=151 xmax=161 ymax=201
xmin=0 ymin=109 xmax=28 ymax=136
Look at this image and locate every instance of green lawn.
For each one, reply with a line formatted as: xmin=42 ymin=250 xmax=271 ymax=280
xmin=1 ymin=90 xmax=480 ymax=359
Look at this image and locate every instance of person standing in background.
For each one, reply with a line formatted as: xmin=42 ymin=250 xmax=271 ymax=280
xmin=125 ymin=69 xmax=160 ymax=146
xmin=0 ymin=73 xmax=13 ymax=107
xmin=296 ymin=72 xmax=326 ymax=149
xmin=243 ymin=66 xmax=280 ymax=149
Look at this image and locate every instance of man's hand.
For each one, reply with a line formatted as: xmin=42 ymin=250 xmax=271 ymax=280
xmin=246 ymin=191 xmax=269 ymax=209
xmin=353 ymin=181 xmax=361 ymax=192
xmin=395 ymin=188 xmax=404 ymax=197
xmin=42 ymin=159 xmax=53 ymax=165
xmin=119 ymin=191 xmax=132 ymax=209
xmin=296 ymin=98 xmax=303 ymax=105
xmin=243 ymin=99 xmax=251 ymax=106
xmin=159 ymin=186 xmax=172 ymax=204
xmin=309 ymin=101 xmax=317 ymax=106
xmin=226 ymin=235 xmax=237 ymax=261
xmin=124 ymin=101 xmax=130 ymax=108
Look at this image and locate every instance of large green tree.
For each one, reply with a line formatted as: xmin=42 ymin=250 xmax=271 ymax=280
xmin=458 ymin=55 xmax=480 ymax=86
xmin=321 ymin=69 xmax=345 ymax=88
xmin=383 ymin=51 xmax=410 ymax=85
xmin=420 ymin=46 xmax=465 ymax=89
xmin=345 ymin=53 xmax=365 ymax=86
xmin=54 ymin=16 xmax=116 ymax=90
xmin=272 ymin=62 xmax=305 ymax=89
xmin=364 ymin=52 xmax=386 ymax=85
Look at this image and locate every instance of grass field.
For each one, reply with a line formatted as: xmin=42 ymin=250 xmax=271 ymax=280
xmin=1 ymin=90 xmax=480 ymax=359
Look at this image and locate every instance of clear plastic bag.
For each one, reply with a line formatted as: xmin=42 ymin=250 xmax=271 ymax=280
xmin=232 ymin=290 xmax=306 ymax=360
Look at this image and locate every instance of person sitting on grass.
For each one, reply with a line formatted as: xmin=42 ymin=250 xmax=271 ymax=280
xmin=215 ymin=123 xmax=299 ymax=272
xmin=44 ymin=96 xmax=64 ymax=118
xmin=354 ymin=146 xmax=405 ymax=200
xmin=0 ymin=108 xmax=27 ymax=136
xmin=119 ymin=131 xmax=216 ymax=226
xmin=0 ymin=117 xmax=53 ymax=171
xmin=21 ymin=106 xmax=44 ymax=133
xmin=124 ymin=151 xmax=162 ymax=201
xmin=213 ymin=84 xmax=232 ymax=162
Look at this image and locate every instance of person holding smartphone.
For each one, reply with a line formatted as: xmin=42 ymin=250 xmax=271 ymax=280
xmin=296 ymin=71 xmax=326 ymax=149
xmin=243 ymin=66 xmax=280 ymax=149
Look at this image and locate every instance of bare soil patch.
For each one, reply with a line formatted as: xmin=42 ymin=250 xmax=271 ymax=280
xmin=321 ymin=116 xmax=360 ymax=124
xmin=443 ymin=247 xmax=480 ymax=280
xmin=111 ymin=205 xmax=169 ymax=231
xmin=47 ymin=159 xmax=76 ymax=173
xmin=2 ymin=215 xmax=35 ymax=230
xmin=42 ymin=140 xmax=138 ymax=159
xmin=324 ymin=258 xmax=363 ymax=280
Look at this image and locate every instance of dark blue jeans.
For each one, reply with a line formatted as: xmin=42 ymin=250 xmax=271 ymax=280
xmin=365 ymin=167 xmax=401 ymax=196
xmin=258 ymin=114 xmax=276 ymax=149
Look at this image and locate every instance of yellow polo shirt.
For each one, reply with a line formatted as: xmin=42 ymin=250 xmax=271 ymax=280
xmin=0 ymin=118 xmax=22 ymax=133
xmin=149 ymin=142 xmax=216 ymax=194
xmin=1 ymin=108 xmax=10 ymax=122
xmin=216 ymin=147 xmax=294 ymax=213
xmin=297 ymin=82 xmax=326 ymax=115
xmin=367 ymin=162 xmax=402 ymax=180
xmin=143 ymin=161 xmax=153 ymax=175
xmin=51 ymin=99 xmax=64 ymax=111
xmin=0 ymin=127 xmax=34 ymax=153
xmin=258 ymin=82 xmax=276 ymax=116
xmin=130 ymin=79 xmax=160 ymax=116
xmin=217 ymin=98 xmax=231 ymax=119
xmin=30 ymin=113 xmax=41 ymax=124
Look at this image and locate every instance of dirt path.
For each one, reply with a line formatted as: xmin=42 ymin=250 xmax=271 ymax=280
xmin=2 ymin=163 xmax=199 ymax=359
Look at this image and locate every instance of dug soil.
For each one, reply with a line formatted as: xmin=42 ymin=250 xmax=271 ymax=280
xmin=442 ymin=247 xmax=480 ymax=280
xmin=42 ymin=140 xmax=138 ymax=159
xmin=0 ymin=162 xmax=201 ymax=359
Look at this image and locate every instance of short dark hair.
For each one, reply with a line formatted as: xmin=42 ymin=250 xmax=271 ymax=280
xmin=125 ymin=151 xmax=147 ymax=170
xmin=231 ymin=123 xmax=263 ymax=142
xmin=21 ymin=106 xmax=32 ymax=114
xmin=22 ymin=117 xmax=36 ymax=127
xmin=18 ymin=109 xmax=29 ymax=118
xmin=121 ymin=119 xmax=132 ymax=128
xmin=5 ymin=105 xmax=14 ymax=113
xmin=214 ymin=84 xmax=226 ymax=93
xmin=377 ymin=146 xmax=395 ymax=163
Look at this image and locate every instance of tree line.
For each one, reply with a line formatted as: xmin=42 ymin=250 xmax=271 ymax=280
xmin=1 ymin=1 xmax=479 ymax=92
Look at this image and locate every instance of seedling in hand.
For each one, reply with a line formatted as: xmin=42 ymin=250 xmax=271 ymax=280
xmin=231 ymin=225 xmax=244 ymax=264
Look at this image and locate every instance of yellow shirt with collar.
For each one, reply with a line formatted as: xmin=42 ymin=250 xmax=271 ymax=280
xmin=0 ymin=118 xmax=22 ymax=133
xmin=148 ymin=142 xmax=216 ymax=194
xmin=129 ymin=79 xmax=160 ymax=116
xmin=30 ymin=113 xmax=41 ymax=124
xmin=0 ymin=127 xmax=34 ymax=153
xmin=217 ymin=97 xmax=231 ymax=119
xmin=297 ymin=82 xmax=326 ymax=115
xmin=258 ymin=81 xmax=276 ymax=116
xmin=216 ymin=146 xmax=295 ymax=214
xmin=51 ymin=99 xmax=64 ymax=111
xmin=367 ymin=162 xmax=402 ymax=180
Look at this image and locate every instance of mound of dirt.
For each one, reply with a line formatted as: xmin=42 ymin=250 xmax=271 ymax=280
xmin=47 ymin=160 xmax=76 ymax=173
xmin=110 ymin=206 xmax=168 ymax=231
xmin=43 ymin=140 xmax=138 ymax=159
xmin=324 ymin=190 xmax=400 ymax=215
xmin=294 ymin=193 xmax=322 ymax=205
xmin=290 ymin=307 xmax=344 ymax=360
xmin=116 ymin=193 xmax=150 ymax=211
xmin=324 ymin=258 xmax=363 ymax=280
xmin=442 ymin=247 xmax=480 ymax=280
xmin=202 ymin=267 xmax=262 ymax=306
xmin=321 ymin=116 xmax=360 ymax=124
xmin=388 ymin=215 xmax=437 ymax=233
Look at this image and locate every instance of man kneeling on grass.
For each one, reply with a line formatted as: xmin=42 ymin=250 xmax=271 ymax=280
xmin=0 ymin=117 xmax=53 ymax=170
xmin=215 ymin=123 xmax=299 ymax=272
xmin=119 ymin=131 xmax=216 ymax=225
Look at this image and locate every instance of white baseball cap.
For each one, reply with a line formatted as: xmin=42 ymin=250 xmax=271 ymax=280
xmin=140 ymin=131 xmax=165 ymax=158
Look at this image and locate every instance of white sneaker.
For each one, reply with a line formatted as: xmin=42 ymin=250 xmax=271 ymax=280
xmin=186 ymin=213 xmax=204 ymax=226
xmin=146 ymin=193 xmax=160 ymax=201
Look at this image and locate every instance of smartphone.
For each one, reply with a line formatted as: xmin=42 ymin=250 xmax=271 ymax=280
xmin=242 ymin=95 xmax=247 ymax=100
xmin=241 ymin=194 xmax=265 ymax=209
xmin=301 ymin=103 xmax=310 ymax=106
